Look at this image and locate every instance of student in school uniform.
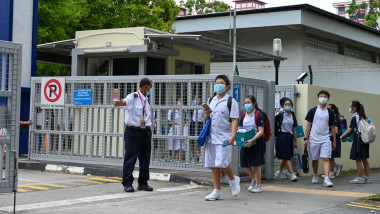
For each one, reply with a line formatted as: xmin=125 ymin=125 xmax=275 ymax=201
xmin=203 ymin=75 xmax=240 ymax=201
xmin=167 ymin=98 xmax=183 ymax=162
xmin=274 ymin=96 xmax=292 ymax=178
xmin=340 ymin=101 xmax=372 ymax=184
xmin=240 ymin=95 xmax=266 ymax=193
xmin=274 ymin=98 xmax=298 ymax=181
xmin=190 ymin=96 xmax=203 ymax=163
xmin=304 ymin=90 xmax=335 ymax=187
xmin=325 ymin=104 xmax=343 ymax=178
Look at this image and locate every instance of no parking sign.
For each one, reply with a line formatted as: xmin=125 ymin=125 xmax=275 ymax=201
xmin=41 ymin=78 xmax=65 ymax=105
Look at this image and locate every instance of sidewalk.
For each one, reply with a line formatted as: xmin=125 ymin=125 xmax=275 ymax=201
xmin=18 ymin=156 xmax=379 ymax=197
xmin=17 ymin=157 xmax=214 ymax=185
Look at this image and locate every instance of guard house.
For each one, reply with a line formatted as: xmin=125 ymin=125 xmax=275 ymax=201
xmin=37 ymin=27 xmax=285 ymax=76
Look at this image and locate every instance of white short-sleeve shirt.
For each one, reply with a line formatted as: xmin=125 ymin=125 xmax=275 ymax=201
xmin=310 ymin=106 xmax=330 ymax=143
xmin=243 ymin=110 xmax=258 ymax=132
xmin=281 ymin=112 xmax=294 ymax=134
xmin=192 ymin=109 xmax=204 ymax=122
xmin=168 ymin=110 xmax=180 ymax=122
xmin=208 ymin=93 xmax=239 ymax=144
xmin=121 ymin=90 xmax=152 ymax=127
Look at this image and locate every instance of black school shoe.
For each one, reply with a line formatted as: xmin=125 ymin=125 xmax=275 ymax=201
xmin=124 ymin=185 xmax=135 ymax=193
xmin=137 ymin=184 xmax=153 ymax=191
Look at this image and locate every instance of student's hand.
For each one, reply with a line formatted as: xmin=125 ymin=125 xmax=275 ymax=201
xmin=204 ymin=109 xmax=212 ymax=119
xmin=26 ymin=120 xmax=32 ymax=125
xmin=245 ymin=139 xmax=254 ymax=148
xmin=304 ymin=139 xmax=308 ymax=146
xmin=332 ymin=142 xmax=336 ymax=150
xmin=227 ymin=136 xmax=235 ymax=146
xmin=294 ymin=142 xmax=298 ymax=149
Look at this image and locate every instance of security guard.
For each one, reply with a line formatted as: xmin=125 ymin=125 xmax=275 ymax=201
xmin=114 ymin=78 xmax=153 ymax=193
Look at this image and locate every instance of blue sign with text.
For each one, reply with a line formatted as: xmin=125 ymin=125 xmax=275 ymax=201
xmin=233 ymin=83 xmax=240 ymax=102
xmin=74 ymin=89 xmax=92 ymax=105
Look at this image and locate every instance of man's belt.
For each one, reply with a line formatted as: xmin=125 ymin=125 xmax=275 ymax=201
xmin=127 ymin=125 xmax=151 ymax=130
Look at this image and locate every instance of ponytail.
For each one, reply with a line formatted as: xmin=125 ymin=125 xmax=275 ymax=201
xmin=351 ymin=101 xmax=367 ymax=120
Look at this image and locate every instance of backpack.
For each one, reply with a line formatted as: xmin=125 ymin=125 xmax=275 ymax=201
xmin=275 ymin=111 xmax=297 ymax=137
xmin=360 ymin=118 xmax=376 ymax=144
xmin=241 ymin=110 xmax=271 ymax=142
xmin=208 ymin=95 xmax=233 ymax=122
xmin=339 ymin=115 xmax=347 ymax=136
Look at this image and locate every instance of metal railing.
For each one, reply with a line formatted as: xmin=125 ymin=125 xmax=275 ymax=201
xmin=29 ymin=75 xmax=275 ymax=178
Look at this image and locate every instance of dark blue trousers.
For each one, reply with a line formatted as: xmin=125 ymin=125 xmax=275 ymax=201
xmin=122 ymin=126 xmax=152 ymax=187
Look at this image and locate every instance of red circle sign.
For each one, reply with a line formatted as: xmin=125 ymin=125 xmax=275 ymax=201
xmin=44 ymin=79 xmax=62 ymax=103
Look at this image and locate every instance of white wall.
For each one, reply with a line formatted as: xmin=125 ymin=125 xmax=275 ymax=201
xmin=12 ymin=0 xmax=33 ymax=88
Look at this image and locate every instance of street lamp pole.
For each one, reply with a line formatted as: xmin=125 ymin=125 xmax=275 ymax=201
xmin=233 ymin=7 xmax=237 ymax=75
xmin=273 ymin=38 xmax=282 ymax=85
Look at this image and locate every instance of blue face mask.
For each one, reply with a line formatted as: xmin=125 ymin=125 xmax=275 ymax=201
xmin=349 ymin=107 xmax=354 ymax=114
xmin=284 ymin=105 xmax=292 ymax=111
xmin=177 ymin=102 xmax=182 ymax=106
xmin=214 ymin=84 xmax=225 ymax=93
xmin=146 ymin=89 xmax=151 ymax=96
xmin=244 ymin=104 xmax=253 ymax=112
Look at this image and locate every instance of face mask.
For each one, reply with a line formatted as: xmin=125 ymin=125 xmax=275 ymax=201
xmin=284 ymin=105 xmax=292 ymax=111
xmin=146 ymin=88 xmax=151 ymax=96
xmin=244 ymin=104 xmax=253 ymax=112
xmin=177 ymin=102 xmax=182 ymax=106
xmin=349 ymin=107 xmax=354 ymax=114
xmin=193 ymin=99 xmax=199 ymax=105
xmin=214 ymin=84 xmax=225 ymax=93
xmin=319 ymin=97 xmax=328 ymax=105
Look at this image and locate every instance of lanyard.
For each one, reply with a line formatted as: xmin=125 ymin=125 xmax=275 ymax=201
xmin=137 ymin=91 xmax=146 ymax=119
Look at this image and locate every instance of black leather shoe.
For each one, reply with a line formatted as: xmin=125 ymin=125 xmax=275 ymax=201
xmin=137 ymin=184 xmax=153 ymax=191
xmin=124 ymin=185 xmax=134 ymax=192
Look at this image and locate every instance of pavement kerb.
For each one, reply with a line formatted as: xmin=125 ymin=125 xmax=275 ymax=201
xmin=17 ymin=160 xmax=209 ymax=186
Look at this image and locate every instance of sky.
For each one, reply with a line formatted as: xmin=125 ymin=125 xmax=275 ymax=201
xmin=175 ymin=0 xmax=340 ymax=13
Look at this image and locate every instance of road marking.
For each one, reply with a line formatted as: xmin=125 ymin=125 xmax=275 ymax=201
xmin=109 ymin=177 xmax=122 ymax=180
xmin=77 ymin=179 xmax=103 ymax=184
xmin=347 ymin=202 xmax=380 ymax=211
xmin=17 ymin=189 xmax=30 ymax=193
xmin=263 ymin=185 xmax=374 ymax=198
xmin=0 ymin=185 xmax=202 ymax=212
xmin=36 ymin=183 xmax=70 ymax=188
xmin=18 ymin=185 xmax=50 ymax=190
xmin=87 ymin=178 xmax=120 ymax=183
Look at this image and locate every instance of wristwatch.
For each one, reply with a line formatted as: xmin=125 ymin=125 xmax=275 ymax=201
xmin=304 ymin=137 xmax=308 ymax=140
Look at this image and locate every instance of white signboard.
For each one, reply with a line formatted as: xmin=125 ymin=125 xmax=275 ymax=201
xmin=41 ymin=78 xmax=65 ymax=105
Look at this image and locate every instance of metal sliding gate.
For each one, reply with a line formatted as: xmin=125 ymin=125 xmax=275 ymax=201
xmin=29 ymin=75 xmax=274 ymax=178
xmin=0 ymin=41 xmax=22 ymax=195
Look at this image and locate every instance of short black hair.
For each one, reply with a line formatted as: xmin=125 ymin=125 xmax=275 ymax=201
xmin=140 ymin=78 xmax=151 ymax=88
xmin=214 ymin=75 xmax=230 ymax=86
xmin=282 ymin=98 xmax=293 ymax=107
xmin=317 ymin=90 xmax=330 ymax=99
xmin=280 ymin=97 xmax=289 ymax=108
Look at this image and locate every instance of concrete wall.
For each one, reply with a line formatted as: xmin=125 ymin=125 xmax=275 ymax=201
xmin=168 ymin=45 xmax=211 ymax=75
xmin=295 ymin=84 xmax=380 ymax=175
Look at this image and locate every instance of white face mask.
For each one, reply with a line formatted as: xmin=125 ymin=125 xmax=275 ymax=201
xmin=319 ymin=97 xmax=328 ymax=105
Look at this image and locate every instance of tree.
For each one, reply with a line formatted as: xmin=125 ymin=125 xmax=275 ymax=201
xmin=364 ymin=0 xmax=380 ymax=29
xmin=37 ymin=0 xmax=179 ymax=76
xmin=345 ymin=0 xmax=380 ymax=30
xmin=180 ymin=0 xmax=229 ymax=15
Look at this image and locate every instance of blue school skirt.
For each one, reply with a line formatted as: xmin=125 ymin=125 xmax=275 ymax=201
xmin=275 ymin=132 xmax=294 ymax=160
xmin=240 ymin=137 xmax=265 ymax=167
xmin=350 ymin=133 xmax=369 ymax=160
xmin=331 ymin=135 xmax=341 ymax=158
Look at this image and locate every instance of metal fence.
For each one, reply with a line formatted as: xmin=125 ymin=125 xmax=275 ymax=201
xmin=29 ymin=75 xmax=274 ymax=178
xmin=0 ymin=41 xmax=22 ymax=194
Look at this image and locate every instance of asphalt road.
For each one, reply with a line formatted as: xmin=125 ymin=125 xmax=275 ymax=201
xmin=0 ymin=169 xmax=378 ymax=214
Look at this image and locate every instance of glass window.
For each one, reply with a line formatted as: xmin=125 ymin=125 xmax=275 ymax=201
xmin=338 ymin=7 xmax=346 ymax=12
xmin=147 ymin=57 xmax=166 ymax=75
xmin=86 ymin=58 xmax=109 ymax=76
xmin=113 ymin=58 xmax=139 ymax=76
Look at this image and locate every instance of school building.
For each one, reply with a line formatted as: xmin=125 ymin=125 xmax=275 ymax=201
xmin=174 ymin=4 xmax=380 ymax=94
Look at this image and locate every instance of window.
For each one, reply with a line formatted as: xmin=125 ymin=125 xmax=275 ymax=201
xmin=147 ymin=57 xmax=166 ymax=75
xmin=113 ymin=58 xmax=139 ymax=75
xmin=86 ymin=58 xmax=109 ymax=76
xmin=338 ymin=7 xmax=345 ymax=12
xmin=305 ymin=34 xmax=339 ymax=54
xmin=345 ymin=45 xmax=373 ymax=63
xmin=175 ymin=60 xmax=204 ymax=74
